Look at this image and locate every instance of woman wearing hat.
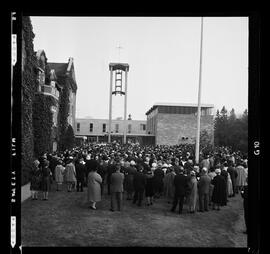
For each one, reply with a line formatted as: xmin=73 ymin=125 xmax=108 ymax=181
xmin=54 ymin=159 xmax=65 ymax=191
xmin=65 ymin=157 xmax=77 ymax=192
xmin=211 ymin=168 xmax=227 ymax=210
xmin=87 ymin=161 xmax=102 ymax=210
xmin=187 ymin=170 xmax=198 ymax=213
xmin=29 ymin=159 xmax=41 ymax=200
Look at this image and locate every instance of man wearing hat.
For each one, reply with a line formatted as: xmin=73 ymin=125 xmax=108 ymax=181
xmin=153 ymin=164 xmax=165 ymax=199
xmin=198 ymin=167 xmax=211 ymax=212
xmin=171 ymin=168 xmax=188 ymax=214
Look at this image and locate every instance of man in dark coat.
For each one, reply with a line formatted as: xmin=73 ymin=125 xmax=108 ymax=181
xmin=220 ymin=162 xmax=229 ymax=203
xmin=153 ymin=165 xmax=165 ymax=198
xmin=107 ymin=160 xmax=116 ymax=195
xmin=227 ymin=161 xmax=238 ymax=197
xmin=133 ymin=165 xmax=147 ymax=206
xmin=197 ymin=167 xmax=211 ymax=212
xmin=75 ymin=158 xmax=86 ymax=192
xmin=171 ymin=168 xmax=188 ymax=214
xmin=211 ymin=168 xmax=227 ymax=210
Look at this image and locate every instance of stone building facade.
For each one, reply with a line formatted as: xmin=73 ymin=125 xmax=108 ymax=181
xmin=146 ymin=103 xmax=214 ymax=146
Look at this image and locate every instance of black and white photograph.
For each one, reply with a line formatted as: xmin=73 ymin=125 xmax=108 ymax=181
xmin=10 ymin=12 xmax=261 ymax=250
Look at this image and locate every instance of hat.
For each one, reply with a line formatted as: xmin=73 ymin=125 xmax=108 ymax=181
xmin=86 ymin=155 xmax=91 ymax=160
xmin=151 ymin=162 xmax=157 ymax=169
xmin=162 ymin=163 xmax=168 ymax=168
xmin=130 ymin=160 xmax=136 ymax=166
xmin=215 ymin=168 xmax=221 ymax=174
xmin=190 ymin=170 xmax=196 ymax=176
xmin=202 ymin=167 xmax=208 ymax=172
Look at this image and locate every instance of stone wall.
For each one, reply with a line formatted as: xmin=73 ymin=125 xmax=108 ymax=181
xmin=156 ymin=113 xmax=214 ymax=145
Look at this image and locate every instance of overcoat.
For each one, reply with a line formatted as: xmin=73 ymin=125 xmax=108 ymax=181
xmin=236 ymin=165 xmax=247 ymax=187
xmin=65 ymin=163 xmax=76 ymax=183
xmin=187 ymin=176 xmax=198 ymax=210
xmin=211 ymin=174 xmax=227 ymax=205
xmin=110 ymin=171 xmax=125 ymax=193
xmin=198 ymin=174 xmax=211 ymax=195
xmin=54 ymin=165 xmax=65 ymax=183
xmin=87 ymin=171 xmax=102 ymax=202
xmin=30 ymin=167 xmax=41 ymax=191
xmin=163 ymin=171 xmax=176 ymax=199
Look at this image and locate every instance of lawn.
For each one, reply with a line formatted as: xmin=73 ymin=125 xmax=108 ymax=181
xmin=21 ymin=182 xmax=247 ymax=247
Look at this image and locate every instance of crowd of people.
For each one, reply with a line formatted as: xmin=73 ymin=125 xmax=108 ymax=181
xmin=29 ymin=142 xmax=248 ymax=231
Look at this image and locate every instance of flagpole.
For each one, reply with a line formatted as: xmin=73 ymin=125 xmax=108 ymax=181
xmin=195 ymin=17 xmax=204 ymax=165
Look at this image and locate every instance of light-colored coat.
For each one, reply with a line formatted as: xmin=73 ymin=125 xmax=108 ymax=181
xmin=236 ymin=165 xmax=247 ymax=187
xmin=54 ymin=165 xmax=65 ymax=183
xmin=65 ymin=163 xmax=76 ymax=183
xmin=188 ymin=176 xmax=198 ymax=211
xmin=111 ymin=171 xmax=125 ymax=193
xmin=87 ymin=171 xmax=102 ymax=202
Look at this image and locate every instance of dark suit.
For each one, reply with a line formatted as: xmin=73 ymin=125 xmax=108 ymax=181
xmin=133 ymin=171 xmax=147 ymax=206
xmin=198 ymin=174 xmax=211 ymax=211
xmin=171 ymin=173 xmax=188 ymax=214
xmin=110 ymin=171 xmax=125 ymax=211
xmin=75 ymin=162 xmax=85 ymax=192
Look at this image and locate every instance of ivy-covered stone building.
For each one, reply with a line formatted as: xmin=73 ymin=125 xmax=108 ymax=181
xmin=34 ymin=50 xmax=78 ymax=153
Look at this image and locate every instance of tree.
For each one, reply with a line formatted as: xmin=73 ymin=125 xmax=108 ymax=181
xmin=21 ymin=16 xmax=37 ymax=185
xmin=63 ymin=124 xmax=75 ymax=150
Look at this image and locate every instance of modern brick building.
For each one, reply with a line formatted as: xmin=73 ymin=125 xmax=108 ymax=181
xmin=145 ymin=103 xmax=214 ymax=146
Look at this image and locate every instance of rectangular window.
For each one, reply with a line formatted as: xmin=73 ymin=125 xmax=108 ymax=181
xmin=140 ymin=124 xmax=146 ymax=131
xmin=128 ymin=124 xmax=132 ymax=133
xmin=115 ymin=124 xmax=119 ymax=133
xmin=89 ymin=123 xmax=93 ymax=132
xmin=77 ymin=123 xmax=80 ymax=132
xmin=102 ymin=123 xmax=106 ymax=133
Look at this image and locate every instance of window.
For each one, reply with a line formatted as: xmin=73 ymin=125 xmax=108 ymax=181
xmin=140 ymin=124 xmax=146 ymax=131
xmin=77 ymin=123 xmax=80 ymax=132
xmin=128 ymin=124 xmax=132 ymax=133
xmin=115 ymin=124 xmax=119 ymax=133
xmin=102 ymin=123 xmax=106 ymax=133
xmin=89 ymin=123 xmax=93 ymax=132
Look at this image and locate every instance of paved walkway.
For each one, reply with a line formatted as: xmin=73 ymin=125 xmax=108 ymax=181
xmin=21 ymin=182 xmax=248 ymax=247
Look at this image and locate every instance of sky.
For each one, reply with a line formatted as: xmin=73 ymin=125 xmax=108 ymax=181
xmin=30 ymin=16 xmax=248 ymax=120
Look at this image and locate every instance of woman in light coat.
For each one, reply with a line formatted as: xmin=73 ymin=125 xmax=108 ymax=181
xmin=65 ymin=158 xmax=77 ymax=192
xmin=87 ymin=165 xmax=102 ymax=210
xmin=187 ymin=171 xmax=198 ymax=213
xmin=54 ymin=160 xmax=65 ymax=191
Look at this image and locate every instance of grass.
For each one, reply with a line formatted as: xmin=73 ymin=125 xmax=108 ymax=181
xmin=21 ymin=182 xmax=247 ymax=247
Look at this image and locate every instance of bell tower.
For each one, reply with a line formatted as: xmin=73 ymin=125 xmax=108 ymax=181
xmin=108 ymin=62 xmax=129 ymax=144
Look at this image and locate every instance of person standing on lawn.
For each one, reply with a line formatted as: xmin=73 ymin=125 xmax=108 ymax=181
xmin=110 ymin=163 xmax=125 ymax=211
xmin=65 ymin=157 xmax=77 ymax=192
xmin=211 ymin=168 xmax=227 ymax=210
xmin=227 ymin=161 xmax=238 ymax=197
xmin=87 ymin=161 xmax=102 ymax=210
xmin=170 ymin=168 xmax=188 ymax=214
xmin=124 ymin=160 xmax=136 ymax=200
xmin=75 ymin=157 xmax=86 ymax=192
xmin=145 ymin=164 xmax=155 ymax=206
xmin=163 ymin=166 xmax=176 ymax=204
xmin=197 ymin=167 xmax=211 ymax=212
xmin=133 ymin=164 xmax=147 ymax=207
xmin=187 ymin=170 xmax=198 ymax=213
xmin=40 ymin=159 xmax=52 ymax=200
xmin=30 ymin=159 xmax=41 ymax=200
xmin=54 ymin=159 xmax=65 ymax=191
